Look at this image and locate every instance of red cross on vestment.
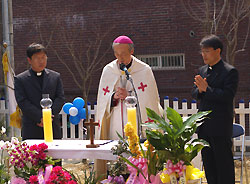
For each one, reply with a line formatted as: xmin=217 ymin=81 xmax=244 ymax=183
xmin=145 ymin=117 xmax=154 ymax=124
xmin=103 ymin=86 xmax=110 ymax=95
xmin=138 ymin=82 xmax=147 ymax=92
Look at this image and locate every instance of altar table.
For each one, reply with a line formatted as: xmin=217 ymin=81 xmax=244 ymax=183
xmin=25 ymin=140 xmax=118 ymax=160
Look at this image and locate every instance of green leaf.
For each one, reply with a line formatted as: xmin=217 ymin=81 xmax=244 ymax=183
xmin=142 ymin=122 xmax=159 ymax=129
xmin=157 ymin=150 xmax=171 ymax=161
xmin=146 ymin=108 xmax=173 ymax=135
xmin=147 ymin=151 xmax=158 ymax=176
xmin=139 ymin=142 xmax=146 ymax=158
xmin=184 ymin=138 xmax=210 ymax=163
xmin=161 ymin=133 xmax=172 ymax=148
xmin=116 ymin=131 xmax=129 ymax=147
xmin=157 ymin=150 xmax=176 ymax=163
xmin=166 ymin=107 xmax=183 ymax=129
xmin=185 ymin=144 xmax=203 ymax=163
xmin=191 ymin=138 xmax=210 ymax=147
xmin=146 ymin=129 xmax=162 ymax=139
xmin=146 ymin=130 xmax=165 ymax=150
xmin=176 ymin=111 xmax=211 ymax=136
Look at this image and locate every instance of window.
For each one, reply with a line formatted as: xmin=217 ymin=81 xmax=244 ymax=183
xmin=137 ymin=53 xmax=185 ymax=70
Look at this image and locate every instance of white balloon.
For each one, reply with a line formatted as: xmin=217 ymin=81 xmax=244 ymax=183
xmin=69 ymin=107 xmax=78 ymax=116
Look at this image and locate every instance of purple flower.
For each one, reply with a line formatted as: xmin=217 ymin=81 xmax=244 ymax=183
xmin=113 ymin=175 xmax=125 ymax=184
xmin=101 ymin=175 xmax=125 ymax=184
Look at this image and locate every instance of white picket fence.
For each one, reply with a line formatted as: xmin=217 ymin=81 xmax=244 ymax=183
xmin=60 ymin=97 xmax=249 ymax=152
xmin=0 ymin=97 xmax=249 ymax=151
xmin=163 ymin=97 xmax=249 ymax=150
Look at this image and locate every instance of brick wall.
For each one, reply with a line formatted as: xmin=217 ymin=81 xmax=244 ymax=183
xmin=11 ymin=0 xmax=250 ymax=105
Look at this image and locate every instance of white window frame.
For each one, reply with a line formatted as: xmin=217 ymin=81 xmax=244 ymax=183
xmin=137 ymin=53 xmax=185 ymax=70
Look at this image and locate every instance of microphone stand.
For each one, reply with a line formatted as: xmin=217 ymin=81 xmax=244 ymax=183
xmin=126 ymin=74 xmax=142 ymax=138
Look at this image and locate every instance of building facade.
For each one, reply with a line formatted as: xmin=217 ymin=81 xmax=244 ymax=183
xmin=8 ymin=0 xmax=250 ymax=106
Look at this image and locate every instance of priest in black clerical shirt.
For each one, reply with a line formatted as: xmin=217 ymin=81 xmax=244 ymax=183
xmin=14 ymin=43 xmax=65 ymax=140
xmin=192 ymin=35 xmax=238 ymax=184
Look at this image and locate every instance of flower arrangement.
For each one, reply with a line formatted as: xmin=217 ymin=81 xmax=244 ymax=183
xmin=103 ymin=107 xmax=210 ymax=184
xmin=7 ymin=137 xmax=55 ymax=181
xmin=0 ymin=137 xmax=79 ymax=184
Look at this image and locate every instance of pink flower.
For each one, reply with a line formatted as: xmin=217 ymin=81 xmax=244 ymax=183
xmin=38 ymin=152 xmax=47 ymax=160
xmin=30 ymin=144 xmax=38 ymax=151
xmin=29 ymin=175 xmax=39 ymax=184
xmin=38 ymin=143 xmax=48 ymax=150
xmin=10 ymin=177 xmax=27 ymax=184
xmin=48 ymin=173 xmax=57 ymax=180
xmin=46 ymin=166 xmax=77 ymax=183
xmin=52 ymin=166 xmax=63 ymax=174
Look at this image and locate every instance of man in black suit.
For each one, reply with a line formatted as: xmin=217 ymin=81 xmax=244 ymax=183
xmin=192 ymin=35 xmax=238 ymax=184
xmin=14 ymin=43 xmax=65 ymax=140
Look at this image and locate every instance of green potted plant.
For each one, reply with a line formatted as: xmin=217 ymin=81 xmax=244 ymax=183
xmin=145 ymin=107 xmax=210 ymax=183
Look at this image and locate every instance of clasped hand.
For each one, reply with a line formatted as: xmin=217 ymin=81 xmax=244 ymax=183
xmin=194 ymin=75 xmax=208 ymax=93
xmin=114 ymin=87 xmax=127 ymax=100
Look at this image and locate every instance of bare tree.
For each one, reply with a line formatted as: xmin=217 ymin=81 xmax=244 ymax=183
xmin=181 ymin=0 xmax=250 ymax=65
xmin=26 ymin=3 xmax=115 ymax=117
xmin=48 ymin=22 xmax=114 ymax=107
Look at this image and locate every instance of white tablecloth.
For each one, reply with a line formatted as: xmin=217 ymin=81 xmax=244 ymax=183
xmin=25 ymin=139 xmax=118 ymax=160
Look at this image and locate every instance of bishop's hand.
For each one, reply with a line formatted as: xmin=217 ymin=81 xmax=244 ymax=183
xmin=114 ymin=87 xmax=128 ymax=100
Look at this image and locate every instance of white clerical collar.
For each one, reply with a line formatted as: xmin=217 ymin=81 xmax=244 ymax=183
xmin=37 ymin=72 xmax=42 ymax=76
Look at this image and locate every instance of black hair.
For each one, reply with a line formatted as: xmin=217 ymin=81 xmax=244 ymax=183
xmin=26 ymin=43 xmax=47 ymax=59
xmin=200 ymin=34 xmax=223 ymax=54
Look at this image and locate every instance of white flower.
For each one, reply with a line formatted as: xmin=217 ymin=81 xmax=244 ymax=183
xmin=0 ymin=126 xmax=6 ymax=134
xmin=11 ymin=137 xmax=19 ymax=145
xmin=3 ymin=141 xmax=11 ymax=149
xmin=0 ymin=140 xmax=5 ymax=150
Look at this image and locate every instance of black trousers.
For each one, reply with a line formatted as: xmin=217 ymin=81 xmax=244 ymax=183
xmin=198 ymin=134 xmax=235 ymax=184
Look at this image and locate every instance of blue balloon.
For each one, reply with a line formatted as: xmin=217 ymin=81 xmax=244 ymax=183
xmin=78 ymin=108 xmax=86 ymax=119
xmin=69 ymin=115 xmax=80 ymax=125
xmin=63 ymin=103 xmax=73 ymax=114
xmin=73 ymin=97 xmax=85 ymax=109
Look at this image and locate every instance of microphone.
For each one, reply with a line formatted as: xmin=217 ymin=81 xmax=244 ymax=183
xmin=120 ymin=63 xmax=130 ymax=79
xmin=119 ymin=63 xmax=142 ymax=137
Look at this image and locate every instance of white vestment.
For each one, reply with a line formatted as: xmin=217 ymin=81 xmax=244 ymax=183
xmin=96 ymin=56 xmax=162 ymax=139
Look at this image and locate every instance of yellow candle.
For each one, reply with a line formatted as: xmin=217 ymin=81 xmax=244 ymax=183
xmin=127 ymin=107 xmax=137 ymax=134
xmin=43 ymin=108 xmax=53 ymax=142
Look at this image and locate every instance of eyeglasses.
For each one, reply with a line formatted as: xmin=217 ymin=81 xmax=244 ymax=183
xmin=200 ymin=50 xmax=213 ymax=54
xmin=200 ymin=48 xmax=217 ymax=54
